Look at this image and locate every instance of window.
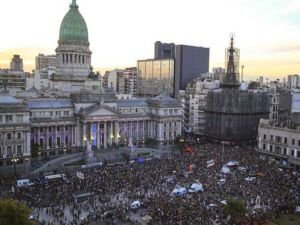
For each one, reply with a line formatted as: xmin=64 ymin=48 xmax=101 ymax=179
xmin=40 ymin=127 xmax=43 ymax=133
xmin=174 ymin=131 xmax=177 ymax=138
xmin=63 ymin=111 xmax=69 ymax=116
xmin=135 ymin=108 xmax=138 ymax=113
xmin=49 ymin=127 xmax=52 ymax=132
xmin=298 ymin=151 xmax=300 ymax=158
xmin=164 ymin=123 xmax=166 ymax=128
xmin=270 ymin=135 xmax=273 ymax=141
xmin=7 ymin=133 xmax=12 ymax=140
xmin=298 ymin=140 xmax=300 ymax=146
xmin=292 ymin=139 xmax=295 ymax=145
xmin=284 ymin=137 xmax=287 ymax=144
xmin=175 ymin=122 xmax=177 ymax=127
xmin=49 ymin=112 xmax=53 ymax=116
xmin=17 ymin=133 xmax=21 ymax=139
xmin=169 ymin=109 xmax=173 ymax=114
xmin=262 ymin=144 xmax=265 ymax=150
xmin=7 ymin=146 xmax=12 ymax=156
xmin=17 ymin=145 xmax=22 ymax=155
xmin=57 ymin=126 xmax=60 ymax=131
xmin=6 ymin=115 xmax=13 ymax=122
xmin=263 ymin=134 xmax=266 ymax=140
xmin=291 ymin=150 xmax=295 ymax=157
xmin=16 ymin=115 xmax=23 ymax=122
xmin=284 ymin=148 xmax=287 ymax=155
xmin=65 ymin=126 xmax=68 ymax=131
xmin=270 ymin=145 xmax=273 ymax=152
xmin=0 ymin=115 xmax=2 ymax=122
xmin=169 ymin=122 xmax=172 ymax=127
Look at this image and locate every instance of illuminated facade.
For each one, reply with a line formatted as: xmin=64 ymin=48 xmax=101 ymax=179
xmin=137 ymin=59 xmax=175 ymax=97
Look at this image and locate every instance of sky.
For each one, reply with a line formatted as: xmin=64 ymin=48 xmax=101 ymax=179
xmin=0 ymin=0 xmax=300 ymax=80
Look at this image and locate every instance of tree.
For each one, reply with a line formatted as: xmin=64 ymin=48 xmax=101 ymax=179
xmin=174 ymin=135 xmax=185 ymax=151
xmin=144 ymin=138 xmax=157 ymax=147
xmin=31 ymin=144 xmax=40 ymax=159
xmin=0 ymin=199 xmax=34 ymax=225
xmin=223 ymin=198 xmax=248 ymax=225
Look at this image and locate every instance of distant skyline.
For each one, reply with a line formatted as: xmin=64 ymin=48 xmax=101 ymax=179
xmin=0 ymin=0 xmax=300 ymax=80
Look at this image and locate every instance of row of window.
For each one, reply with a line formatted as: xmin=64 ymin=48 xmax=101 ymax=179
xmin=0 ymin=115 xmax=24 ymax=123
xmin=31 ymin=125 xmax=73 ymax=133
xmin=164 ymin=109 xmax=179 ymax=115
xmin=263 ymin=134 xmax=300 ymax=146
xmin=0 ymin=145 xmax=23 ymax=156
xmin=0 ymin=132 xmax=22 ymax=140
xmin=31 ymin=110 xmax=70 ymax=118
xmin=163 ymin=131 xmax=177 ymax=140
xmin=262 ymin=144 xmax=300 ymax=158
xmin=164 ymin=122 xmax=178 ymax=128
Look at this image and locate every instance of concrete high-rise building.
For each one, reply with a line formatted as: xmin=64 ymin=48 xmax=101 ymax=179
xmin=36 ymin=54 xmax=56 ymax=71
xmin=287 ymin=74 xmax=299 ymax=89
xmin=137 ymin=59 xmax=175 ymax=97
xmin=174 ymin=45 xmax=209 ymax=97
xmin=154 ymin=41 xmax=176 ymax=59
xmin=10 ymin=55 xmax=23 ymax=71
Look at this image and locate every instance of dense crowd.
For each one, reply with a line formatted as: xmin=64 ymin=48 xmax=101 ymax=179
xmin=1 ymin=143 xmax=300 ymax=225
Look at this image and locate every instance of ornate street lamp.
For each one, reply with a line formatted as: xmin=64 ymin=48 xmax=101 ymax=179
xmin=11 ymin=158 xmax=19 ymax=176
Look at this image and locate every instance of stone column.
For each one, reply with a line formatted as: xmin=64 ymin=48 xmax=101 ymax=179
xmin=104 ymin=122 xmax=107 ymax=149
xmin=37 ymin=127 xmax=40 ymax=145
xmin=110 ymin=122 xmax=113 ymax=145
xmin=97 ymin=122 xmax=101 ymax=150
xmin=83 ymin=123 xmax=86 ymax=148
xmin=115 ymin=121 xmax=119 ymax=145
xmin=54 ymin=126 xmax=57 ymax=147
xmin=45 ymin=127 xmax=49 ymax=149
xmin=62 ymin=126 xmax=65 ymax=146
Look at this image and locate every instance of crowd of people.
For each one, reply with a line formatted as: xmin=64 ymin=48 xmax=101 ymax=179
xmin=1 ymin=142 xmax=300 ymax=225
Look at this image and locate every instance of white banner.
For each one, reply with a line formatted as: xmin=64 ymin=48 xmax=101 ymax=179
xmin=77 ymin=172 xmax=85 ymax=180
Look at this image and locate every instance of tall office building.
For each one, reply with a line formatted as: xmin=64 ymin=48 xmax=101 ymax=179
xmin=154 ymin=41 xmax=176 ymax=59
xmin=137 ymin=59 xmax=175 ymax=97
xmin=10 ymin=55 xmax=23 ymax=71
xmin=174 ymin=45 xmax=209 ymax=97
xmin=36 ymin=54 xmax=56 ymax=71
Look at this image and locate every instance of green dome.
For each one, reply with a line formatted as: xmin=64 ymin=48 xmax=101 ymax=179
xmin=59 ymin=1 xmax=89 ymax=44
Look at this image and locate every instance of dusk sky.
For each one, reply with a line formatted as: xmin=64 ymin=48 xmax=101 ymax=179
xmin=0 ymin=0 xmax=300 ymax=80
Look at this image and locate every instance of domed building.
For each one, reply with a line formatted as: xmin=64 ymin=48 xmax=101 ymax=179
xmin=52 ymin=0 xmax=93 ymax=92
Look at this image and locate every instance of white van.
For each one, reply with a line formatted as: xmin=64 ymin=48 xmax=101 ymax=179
xmin=16 ymin=179 xmax=34 ymax=187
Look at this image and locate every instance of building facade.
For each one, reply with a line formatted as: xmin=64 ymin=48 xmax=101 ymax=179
xmin=27 ymin=93 xmax=182 ymax=159
xmin=0 ymin=91 xmax=31 ymax=174
xmin=174 ymin=45 xmax=209 ymax=97
xmin=36 ymin=54 xmax=56 ymax=71
xmin=0 ymin=69 xmax=26 ymax=92
xmin=10 ymin=55 xmax=23 ymax=71
xmin=154 ymin=41 xmax=176 ymax=59
xmin=137 ymin=59 xmax=175 ymax=97
xmin=257 ymin=119 xmax=300 ymax=169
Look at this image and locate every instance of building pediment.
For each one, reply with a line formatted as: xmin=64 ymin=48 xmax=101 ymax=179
xmin=79 ymin=103 xmax=119 ymax=119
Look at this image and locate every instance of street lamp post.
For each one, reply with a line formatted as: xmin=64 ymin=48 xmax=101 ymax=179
xmin=11 ymin=158 xmax=19 ymax=177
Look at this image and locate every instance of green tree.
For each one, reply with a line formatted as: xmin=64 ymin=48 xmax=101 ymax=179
xmin=31 ymin=144 xmax=40 ymax=159
xmin=174 ymin=135 xmax=185 ymax=151
xmin=223 ymin=198 xmax=248 ymax=225
xmin=0 ymin=199 xmax=34 ymax=225
xmin=144 ymin=138 xmax=156 ymax=147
